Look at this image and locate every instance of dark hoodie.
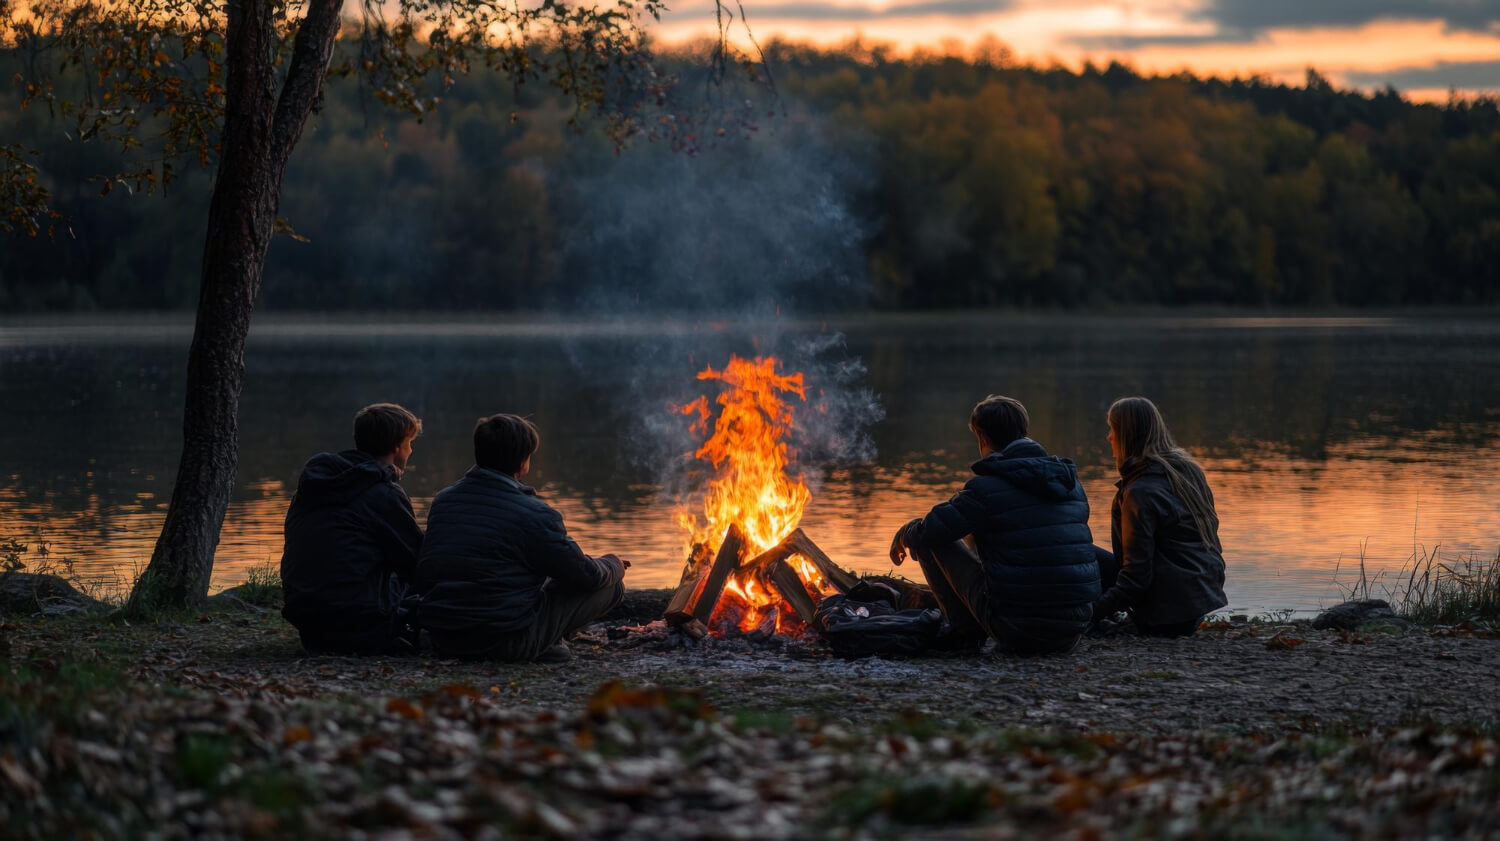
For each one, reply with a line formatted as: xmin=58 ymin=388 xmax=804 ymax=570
xmin=280 ymin=449 xmax=423 ymax=652
xmin=909 ymin=438 xmax=1101 ymax=646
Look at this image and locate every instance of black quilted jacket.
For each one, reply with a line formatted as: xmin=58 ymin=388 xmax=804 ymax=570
xmin=909 ymin=438 xmax=1101 ymax=645
xmin=414 ymin=466 xmax=623 ymax=636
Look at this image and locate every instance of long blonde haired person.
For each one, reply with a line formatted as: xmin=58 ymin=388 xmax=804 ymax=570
xmin=1092 ymin=397 xmax=1227 ymax=635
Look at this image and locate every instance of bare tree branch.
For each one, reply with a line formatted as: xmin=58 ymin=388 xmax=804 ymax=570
xmin=271 ymin=0 xmax=342 ymax=167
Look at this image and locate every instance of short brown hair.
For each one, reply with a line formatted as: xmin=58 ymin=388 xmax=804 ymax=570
xmin=354 ymin=403 xmax=421 ymax=456
xmin=474 ymin=413 xmax=540 ymax=474
xmin=969 ymin=395 xmax=1029 ymax=449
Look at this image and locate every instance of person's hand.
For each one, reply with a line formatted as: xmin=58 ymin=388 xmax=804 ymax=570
xmin=600 ymin=553 xmax=629 ymax=572
xmin=888 ymin=518 xmax=923 ymax=566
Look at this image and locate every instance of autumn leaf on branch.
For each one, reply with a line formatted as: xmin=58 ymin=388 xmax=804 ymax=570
xmin=0 ymin=143 xmax=57 ymax=237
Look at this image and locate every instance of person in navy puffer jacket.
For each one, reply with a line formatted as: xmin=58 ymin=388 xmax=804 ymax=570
xmin=416 ymin=413 xmax=625 ymax=663
xmin=889 ymin=395 xmax=1102 ymax=655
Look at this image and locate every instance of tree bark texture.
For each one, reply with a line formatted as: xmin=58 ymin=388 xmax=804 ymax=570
xmin=131 ymin=0 xmax=342 ymax=610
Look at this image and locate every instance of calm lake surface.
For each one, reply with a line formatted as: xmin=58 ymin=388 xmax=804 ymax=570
xmin=2 ymin=314 xmax=1497 ymax=615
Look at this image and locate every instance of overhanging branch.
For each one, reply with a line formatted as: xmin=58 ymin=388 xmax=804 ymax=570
xmin=271 ymin=0 xmax=343 ymax=168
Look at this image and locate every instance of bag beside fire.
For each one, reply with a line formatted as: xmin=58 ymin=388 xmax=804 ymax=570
xmin=814 ymin=580 xmax=943 ymax=659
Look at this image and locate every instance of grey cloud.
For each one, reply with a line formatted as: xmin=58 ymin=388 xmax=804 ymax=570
xmin=1343 ymin=58 xmax=1500 ymax=89
xmin=1066 ymin=0 xmax=1498 ymax=52
xmin=1200 ymin=0 xmax=1500 ymax=34
xmin=1068 ymin=31 xmax=1263 ymax=50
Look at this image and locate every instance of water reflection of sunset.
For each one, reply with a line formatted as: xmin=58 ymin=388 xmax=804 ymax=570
xmin=5 ymin=443 xmax=1497 ymax=614
xmin=3 ymin=317 xmax=1496 ymax=615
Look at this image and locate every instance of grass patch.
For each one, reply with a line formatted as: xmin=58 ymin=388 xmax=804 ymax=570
xmin=1251 ymin=609 xmax=1295 ymax=624
xmin=174 ymin=733 xmax=236 ymax=789
xmin=732 ymin=709 xmax=799 ymax=734
xmin=231 ymin=562 xmax=285 ymax=608
xmin=1396 ymin=548 xmax=1500 ymax=626
xmin=826 ymin=773 xmax=995 ymax=828
xmin=171 ymin=732 xmax=313 ymax=827
xmin=2 ymin=536 xmax=27 ymax=573
xmin=0 ymin=656 xmax=126 ymax=736
xmin=1335 ymin=542 xmax=1500 ymax=627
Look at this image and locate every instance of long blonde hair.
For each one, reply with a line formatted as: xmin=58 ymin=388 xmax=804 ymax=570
xmin=1108 ymin=397 xmax=1222 ymax=554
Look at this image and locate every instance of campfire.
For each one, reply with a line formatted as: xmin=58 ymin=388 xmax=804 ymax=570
xmin=663 ymin=355 xmax=858 ymax=637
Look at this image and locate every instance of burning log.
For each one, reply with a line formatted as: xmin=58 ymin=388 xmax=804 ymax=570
xmin=663 ymin=543 xmax=711 ymax=621
xmin=731 ymin=527 xmax=858 ymax=627
xmin=665 ymin=524 xmax=747 ymax=626
xmin=751 ymin=605 xmax=780 ymax=638
xmin=663 ymin=523 xmax=861 ymax=637
xmin=743 ymin=527 xmax=859 ymax=593
xmin=768 ymin=560 xmax=818 ymax=624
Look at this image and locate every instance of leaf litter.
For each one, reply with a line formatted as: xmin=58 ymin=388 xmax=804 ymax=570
xmin=2 ymin=610 xmax=1498 ymax=839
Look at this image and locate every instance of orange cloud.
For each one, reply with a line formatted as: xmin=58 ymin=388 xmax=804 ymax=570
xmin=650 ymin=2 xmax=1500 ymax=94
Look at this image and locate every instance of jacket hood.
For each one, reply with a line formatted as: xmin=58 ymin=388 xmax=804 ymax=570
xmin=971 ymin=438 xmax=1081 ymax=500
xmin=295 ymin=450 xmax=395 ymax=505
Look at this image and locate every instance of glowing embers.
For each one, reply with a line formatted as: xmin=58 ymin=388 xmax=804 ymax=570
xmin=665 ymin=354 xmax=855 ymax=637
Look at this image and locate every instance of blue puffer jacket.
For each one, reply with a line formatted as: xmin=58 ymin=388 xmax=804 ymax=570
xmin=414 ymin=466 xmax=623 ymax=638
xmin=909 ymin=438 xmax=1101 ymax=645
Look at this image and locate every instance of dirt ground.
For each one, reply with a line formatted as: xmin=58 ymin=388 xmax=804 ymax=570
xmin=4 ymin=592 xmax=1499 ymax=840
xmin=17 ymin=594 xmax=1499 ymax=734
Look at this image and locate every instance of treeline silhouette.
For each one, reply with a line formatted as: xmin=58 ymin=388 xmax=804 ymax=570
xmin=3 ymin=42 xmax=1497 ymax=311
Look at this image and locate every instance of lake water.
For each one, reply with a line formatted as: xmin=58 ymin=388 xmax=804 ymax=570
xmin=2 ymin=314 xmax=1497 ymax=615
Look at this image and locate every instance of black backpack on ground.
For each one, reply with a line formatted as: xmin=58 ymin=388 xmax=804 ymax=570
xmin=814 ymin=581 xmax=942 ymax=659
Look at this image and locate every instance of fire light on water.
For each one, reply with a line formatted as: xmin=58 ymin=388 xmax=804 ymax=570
xmin=675 ymin=354 xmax=832 ymax=634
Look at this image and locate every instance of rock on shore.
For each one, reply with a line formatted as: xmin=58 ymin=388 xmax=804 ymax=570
xmin=0 ymin=572 xmax=102 ymax=618
xmin=1311 ymin=599 xmax=1413 ymax=631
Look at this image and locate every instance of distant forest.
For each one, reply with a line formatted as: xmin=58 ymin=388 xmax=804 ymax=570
xmin=3 ymin=42 xmax=1498 ymax=312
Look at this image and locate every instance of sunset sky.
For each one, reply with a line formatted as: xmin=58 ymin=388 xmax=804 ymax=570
xmin=653 ymin=0 xmax=1500 ymax=101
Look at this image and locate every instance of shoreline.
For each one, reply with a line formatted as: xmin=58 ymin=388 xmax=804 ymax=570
xmin=5 ymin=306 xmax=1500 ymax=333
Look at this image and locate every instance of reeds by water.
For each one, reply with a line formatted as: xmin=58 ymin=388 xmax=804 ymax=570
xmin=1337 ymin=541 xmax=1500 ymax=625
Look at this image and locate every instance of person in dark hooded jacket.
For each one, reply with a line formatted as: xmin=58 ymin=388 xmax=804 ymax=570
xmin=281 ymin=403 xmax=425 ymax=654
xmin=1092 ymin=397 xmax=1227 ymax=636
xmin=415 ymin=413 xmax=625 ymax=663
xmin=890 ymin=395 xmax=1101 ymax=655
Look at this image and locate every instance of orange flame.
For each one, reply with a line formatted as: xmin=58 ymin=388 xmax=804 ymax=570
xmin=676 ymin=355 xmax=810 ymax=557
xmin=675 ymin=354 xmax=821 ymax=635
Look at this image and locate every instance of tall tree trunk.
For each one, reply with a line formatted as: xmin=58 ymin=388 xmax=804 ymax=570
xmin=128 ymin=0 xmax=343 ymax=612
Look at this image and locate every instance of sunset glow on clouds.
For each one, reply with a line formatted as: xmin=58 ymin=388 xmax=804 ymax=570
xmin=652 ymin=0 xmax=1500 ymax=99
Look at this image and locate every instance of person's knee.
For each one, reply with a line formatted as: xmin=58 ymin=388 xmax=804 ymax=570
xmin=927 ymin=539 xmax=980 ymax=567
